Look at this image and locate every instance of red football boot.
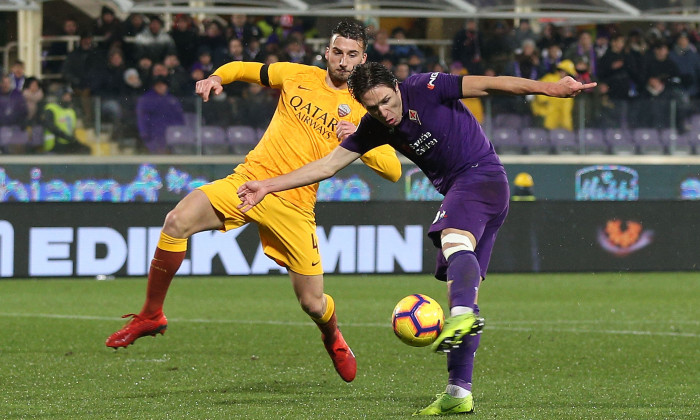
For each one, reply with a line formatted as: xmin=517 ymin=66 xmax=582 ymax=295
xmin=323 ymin=329 xmax=357 ymax=382
xmin=105 ymin=312 xmax=168 ymax=348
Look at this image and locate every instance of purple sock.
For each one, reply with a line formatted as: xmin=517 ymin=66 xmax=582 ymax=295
xmin=446 ymin=250 xmax=481 ymax=310
xmin=448 ymin=304 xmax=481 ymax=392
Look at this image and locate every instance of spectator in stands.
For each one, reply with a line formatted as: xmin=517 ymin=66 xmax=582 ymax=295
xmin=504 ymin=39 xmax=541 ymax=114
xmin=136 ymin=76 xmax=185 ymax=154
xmin=598 ymin=33 xmax=640 ymax=128
xmin=669 ymin=32 xmax=700 ymax=98
xmin=284 ymin=38 xmax=309 ymax=64
xmin=451 ymin=19 xmax=483 ymax=76
xmin=123 ymin=13 xmax=147 ymax=37
xmin=8 ymin=60 xmax=26 ymax=91
xmin=92 ymin=6 xmax=123 ymax=52
xmin=224 ymin=38 xmax=250 ymax=63
xmin=536 ymin=23 xmax=563 ymax=52
xmin=531 ymin=59 xmax=577 ymax=131
xmin=121 ymin=13 xmax=147 ymax=64
xmin=227 ymin=14 xmax=260 ymax=47
xmin=123 ymin=68 xmax=144 ymax=96
xmin=62 ymin=32 xmax=101 ymax=126
xmin=564 ymin=31 xmax=597 ymax=76
xmin=510 ymin=19 xmax=537 ymax=51
xmin=22 ymin=77 xmax=44 ymax=126
xmin=638 ymin=42 xmax=682 ymax=129
xmin=481 ymin=20 xmax=512 ymax=75
xmin=136 ymin=56 xmax=154 ymax=89
xmin=245 ymin=38 xmax=265 ymax=62
xmin=506 ymin=39 xmax=541 ymax=80
xmin=0 ymin=74 xmax=28 ymax=127
xmin=190 ymin=47 xmax=214 ymax=78
xmin=41 ymin=87 xmax=91 ymax=154
xmin=135 ymin=15 xmax=177 ymax=64
xmin=163 ymin=53 xmax=191 ymax=98
xmin=91 ymin=49 xmax=127 ymax=141
xmin=389 ymin=27 xmax=423 ymax=63
xmin=237 ymin=83 xmax=277 ymax=129
xmin=367 ymin=29 xmax=394 ymax=64
xmin=45 ymin=17 xmax=79 ymax=74
xmin=407 ymin=53 xmax=426 ymax=74
xmin=199 ymin=20 xmax=229 ymax=67
xmin=394 ymin=62 xmax=410 ymax=82
xmin=169 ymin=14 xmax=200 ymax=71
xmin=540 ymin=43 xmax=563 ymax=74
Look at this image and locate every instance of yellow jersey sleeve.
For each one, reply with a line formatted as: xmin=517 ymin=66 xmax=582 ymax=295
xmin=359 ymin=145 xmax=402 ymax=182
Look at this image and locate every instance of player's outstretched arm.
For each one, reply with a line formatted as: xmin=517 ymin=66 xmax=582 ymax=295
xmin=196 ymin=61 xmax=273 ymax=102
xmin=336 ymin=120 xmax=401 ymax=182
xmin=237 ymin=146 xmax=362 ymax=212
xmin=461 ymin=75 xmax=597 ymax=99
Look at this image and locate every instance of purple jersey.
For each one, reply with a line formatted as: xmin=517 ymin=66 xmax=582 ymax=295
xmin=341 ymin=72 xmax=504 ymax=195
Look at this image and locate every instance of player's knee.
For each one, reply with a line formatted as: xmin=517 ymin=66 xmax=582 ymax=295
xmin=441 ymin=233 xmax=475 ymax=260
xmin=162 ymin=209 xmax=189 ymax=238
xmin=298 ymin=295 xmax=325 ymax=318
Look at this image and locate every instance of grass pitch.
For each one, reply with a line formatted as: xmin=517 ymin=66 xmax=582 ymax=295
xmin=1 ymin=273 xmax=698 ymax=419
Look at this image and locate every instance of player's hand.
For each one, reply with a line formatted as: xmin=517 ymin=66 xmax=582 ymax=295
xmin=236 ymin=181 xmax=268 ymax=212
xmin=555 ymin=76 xmax=597 ymax=97
xmin=195 ymin=76 xmax=223 ymax=102
xmin=336 ymin=120 xmax=357 ymax=141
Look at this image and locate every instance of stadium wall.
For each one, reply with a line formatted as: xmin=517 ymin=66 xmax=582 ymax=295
xmin=1 ymin=160 xmax=699 ymax=202
xmin=0 ymin=201 xmax=697 ymax=278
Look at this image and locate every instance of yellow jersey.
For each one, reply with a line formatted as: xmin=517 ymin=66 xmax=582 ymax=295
xmin=212 ymin=61 xmax=401 ymax=212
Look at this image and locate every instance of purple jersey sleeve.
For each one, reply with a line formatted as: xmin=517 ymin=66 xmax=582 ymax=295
xmin=339 ymin=114 xmax=388 ymax=155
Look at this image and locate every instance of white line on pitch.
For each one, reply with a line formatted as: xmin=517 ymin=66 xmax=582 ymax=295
xmin=1 ymin=312 xmax=698 ymax=338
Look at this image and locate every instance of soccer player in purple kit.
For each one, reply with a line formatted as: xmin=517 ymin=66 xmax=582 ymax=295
xmin=236 ymin=62 xmax=596 ymax=415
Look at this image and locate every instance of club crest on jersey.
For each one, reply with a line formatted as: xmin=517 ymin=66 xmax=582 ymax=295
xmin=338 ymin=104 xmax=351 ymax=117
xmin=409 ymin=109 xmax=421 ymax=125
xmin=427 ymin=72 xmax=439 ymax=90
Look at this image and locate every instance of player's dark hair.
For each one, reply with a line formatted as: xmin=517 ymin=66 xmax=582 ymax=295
xmin=348 ymin=62 xmax=398 ymax=104
xmin=331 ymin=19 xmax=368 ymax=51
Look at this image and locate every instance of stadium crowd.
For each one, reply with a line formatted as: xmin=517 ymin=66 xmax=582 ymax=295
xmin=2 ymin=7 xmax=700 ymax=154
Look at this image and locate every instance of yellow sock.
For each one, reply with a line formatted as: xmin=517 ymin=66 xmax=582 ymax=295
xmin=312 ymin=294 xmax=335 ymax=324
xmin=157 ymin=231 xmax=188 ymax=253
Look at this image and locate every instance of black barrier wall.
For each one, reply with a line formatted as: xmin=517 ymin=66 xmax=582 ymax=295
xmin=0 ymin=201 xmax=697 ymax=278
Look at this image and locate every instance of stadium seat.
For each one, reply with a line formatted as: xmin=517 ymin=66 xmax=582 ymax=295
xmin=493 ymin=113 xmax=524 ymax=129
xmin=201 ymin=126 xmax=230 ymax=155
xmin=578 ymin=128 xmax=608 ymax=154
xmin=490 ymin=128 xmax=522 ymax=154
xmin=30 ymin=125 xmax=44 ymax=149
xmin=227 ymin=125 xmax=259 ymax=154
xmin=165 ymin=125 xmax=196 ymax=154
xmin=659 ymin=129 xmax=689 ymax=155
xmin=520 ymin=127 xmax=550 ymax=154
xmin=632 ymin=128 xmax=664 ymax=155
xmin=687 ymin=113 xmax=700 ymax=130
xmin=681 ymin=129 xmax=700 ymax=154
xmin=549 ymin=129 xmax=578 ymax=154
xmin=0 ymin=125 xmax=30 ymax=153
xmin=604 ymin=128 xmax=635 ymax=155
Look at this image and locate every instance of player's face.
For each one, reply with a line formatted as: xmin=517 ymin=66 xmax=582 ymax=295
xmin=361 ymin=84 xmax=403 ymax=127
xmin=325 ymin=35 xmax=366 ymax=86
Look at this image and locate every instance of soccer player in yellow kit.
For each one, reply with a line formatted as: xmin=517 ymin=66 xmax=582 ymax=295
xmin=105 ymin=20 xmax=401 ymax=383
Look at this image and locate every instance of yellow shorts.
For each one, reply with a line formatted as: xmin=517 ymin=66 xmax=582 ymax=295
xmin=197 ymin=172 xmax=322 ymax=275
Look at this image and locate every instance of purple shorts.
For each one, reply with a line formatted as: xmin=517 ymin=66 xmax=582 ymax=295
xmin=429 ymin=171 xmax=509 ymax=281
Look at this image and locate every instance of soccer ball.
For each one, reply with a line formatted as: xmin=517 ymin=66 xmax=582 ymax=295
xmin=391 ymin=294 xmax=444 ymax=347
